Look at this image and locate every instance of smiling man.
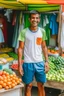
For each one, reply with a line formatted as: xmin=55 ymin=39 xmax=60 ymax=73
xmin=18 ymin=10 xmax=49 ymax=96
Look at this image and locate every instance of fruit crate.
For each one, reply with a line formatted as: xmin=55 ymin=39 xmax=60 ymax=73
xmin=0 ymin=83 xmax=24 ymax=96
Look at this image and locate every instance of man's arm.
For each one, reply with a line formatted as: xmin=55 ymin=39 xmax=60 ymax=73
xmin=18 ymin=41 xmax=24 ymax=75
xmin=42 ymin=41 xmax=49 ymax=73
xmin=42 ymin=41 xmax=48 ymax=61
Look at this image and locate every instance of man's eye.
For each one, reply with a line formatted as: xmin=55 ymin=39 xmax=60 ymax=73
xmin=31 ymin=17 xmax=39 ymax=19
xmin=36 ymin=17 xmax=39 ymax=19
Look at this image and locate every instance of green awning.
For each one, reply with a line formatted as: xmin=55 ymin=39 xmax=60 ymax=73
xmin=27 ymin=4 xmax=60 ymax=12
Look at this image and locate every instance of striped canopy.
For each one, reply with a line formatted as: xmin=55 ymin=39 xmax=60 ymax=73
xmin=0 ymin=0 xmax=25 ymax=10
xmin=0 ymin=0 xmax=64 ymax=11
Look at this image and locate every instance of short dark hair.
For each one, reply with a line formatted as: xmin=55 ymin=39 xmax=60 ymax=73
xmin=29 ymin=10 xmax=40 ymax=18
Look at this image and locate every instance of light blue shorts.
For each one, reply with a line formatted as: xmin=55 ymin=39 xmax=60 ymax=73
xmin=22 ymin=61 xmax=47 ymax=84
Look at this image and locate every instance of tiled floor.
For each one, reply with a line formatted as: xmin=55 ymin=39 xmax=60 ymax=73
xmin=22 ymin=87 xmax=61 ymax=96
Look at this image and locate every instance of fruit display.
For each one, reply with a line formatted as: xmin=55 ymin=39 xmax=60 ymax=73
xmin=11 ymin=64 xmax=18 ymax=70
xmin=61 ymin=53 xmax=64 ymax=57
xmin=0 ymin=48 xmax=13 ymax=53
xmin=5 ymin=57 xmax=14 ymax=62
xmin=0 ymin=58 xmax=7 ymax=64
xmin=10 ymin=60 xmax=24 ymax=70
xmin=0 ymin=71 xmax=22 ymax=90
xmin=0 ymin=54 xmax=9 ymax=58
xmin=0 ymin=57 xmax=14 ymax=64
xmin=48 ymin=48 xmax=59 ymax=57
xmin=46 ymin=56 xmax=64 ymax=82
xmin=48 ymin=48 xmax=59 ymax=54
xmin=0 ymin=53 xmax=14 ymax=64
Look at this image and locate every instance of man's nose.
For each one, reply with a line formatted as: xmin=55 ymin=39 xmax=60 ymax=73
xmin=34 ymin=18 xmax=37 ymax=21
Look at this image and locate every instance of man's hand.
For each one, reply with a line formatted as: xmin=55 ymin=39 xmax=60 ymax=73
xmin=45 ymin=62 xmax=49 ymax=73
xmin=18 ymin=66 xmax=24 ymax=76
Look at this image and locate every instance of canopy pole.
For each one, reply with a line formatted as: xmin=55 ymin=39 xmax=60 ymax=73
xmin=58 ymin=5 xmax=62 ymax=55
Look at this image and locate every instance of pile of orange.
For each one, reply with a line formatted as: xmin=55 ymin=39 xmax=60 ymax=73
xmin=48 ymin=49 xmax=58 ymax=54
xmin=0 ymin=71 xmax=22 ymax=90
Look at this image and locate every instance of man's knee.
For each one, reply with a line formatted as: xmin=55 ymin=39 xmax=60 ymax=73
xmin=26 ymin=83 xmax=32 ymax=90
xmin=37 ymin=82 xmax=44 ymax=89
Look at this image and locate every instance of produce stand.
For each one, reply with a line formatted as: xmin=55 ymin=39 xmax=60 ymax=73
xmin=45 ymin=80 xmax=64 ymax=90
xmin=45 ymin=81 xmax=64 ymax=96
xmin=33 ymin=80 xmax=64 ymax=96
xmin=0 ymin=1 xmax=64 ymax=96
xmin=0 ymin=83 xmax=24 ymax=96
xmin=32 ymin=56 xmax=64 ymax=91
xmin=33 ymin=80 xmax=64 ymax=90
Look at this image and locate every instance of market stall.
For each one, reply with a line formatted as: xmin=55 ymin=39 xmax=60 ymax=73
xmin=16 ymin=1 xmax=64 ymax=95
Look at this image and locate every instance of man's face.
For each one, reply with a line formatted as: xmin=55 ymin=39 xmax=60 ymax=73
xmin=29 ymin=14 xmax=40 ymax=27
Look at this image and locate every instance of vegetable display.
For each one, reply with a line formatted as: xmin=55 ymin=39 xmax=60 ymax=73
xmin=46 ymin=56 xmax=64 ymax=82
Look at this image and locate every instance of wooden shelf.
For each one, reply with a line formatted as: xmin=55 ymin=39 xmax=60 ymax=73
xmin=33 ymin=80 xmax=64 ymax=90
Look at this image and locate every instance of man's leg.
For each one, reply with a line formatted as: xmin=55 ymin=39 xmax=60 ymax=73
xmin=37 ymin=82 xmax=45 ymax=96
xmin=25 ymin=83 xmax=32 ymax=96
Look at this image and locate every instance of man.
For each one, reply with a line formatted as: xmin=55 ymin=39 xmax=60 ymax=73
xmin=18 ymin=10 xmax=49 ymax=96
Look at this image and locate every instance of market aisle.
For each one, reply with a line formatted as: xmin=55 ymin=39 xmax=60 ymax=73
xmin=22 ymin=87 xmax=61 ymax=96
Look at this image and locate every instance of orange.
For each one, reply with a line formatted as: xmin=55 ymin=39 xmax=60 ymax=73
xmin=2 ymin=83 xmax=6 ymax=87
xmin=5 ymin=86 xmax=9 ymax=90
xmin=0 ymin=85 xmax=2 ymax=89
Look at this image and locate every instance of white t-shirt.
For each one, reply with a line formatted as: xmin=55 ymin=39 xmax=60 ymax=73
xmin=18 ymin=27 xmax=47 ymax=63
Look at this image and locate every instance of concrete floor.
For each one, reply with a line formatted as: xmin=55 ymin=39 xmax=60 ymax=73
xmin=22 ymin=87 xmax=61 ymax=96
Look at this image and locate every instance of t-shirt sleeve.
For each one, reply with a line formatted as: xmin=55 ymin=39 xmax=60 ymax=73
xmin=41 ymin=28 xmax=47 ymax=41
xmin=18 ymin=29 xmax=26 ymax=42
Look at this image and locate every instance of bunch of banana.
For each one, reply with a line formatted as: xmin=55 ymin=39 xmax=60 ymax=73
xmin=0 ymin=54 xmax=9 ymax=58
xmin=0 ymin=48 xmax=13 ymax=53
xmin=5 ymin=57 xmax=14 ymax=62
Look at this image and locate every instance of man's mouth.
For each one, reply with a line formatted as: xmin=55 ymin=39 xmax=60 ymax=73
xmin=33 ymin=22 xmax=37 ymax=24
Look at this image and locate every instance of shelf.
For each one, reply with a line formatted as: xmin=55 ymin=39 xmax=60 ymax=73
xmin=33 ymin=80 xmax=64 ymax=90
